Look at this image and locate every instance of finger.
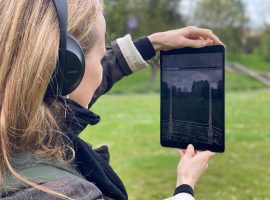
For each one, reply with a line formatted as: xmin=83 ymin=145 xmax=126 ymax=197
xmin=201 ymin=150 xmax=215 ymax=156
xmin=183 ymin=38 xmax=208 ymax=48
xmin=180 ymin=149 xmax=186 ymax=153
xmin=178 ymin=149 xmax=185 ymax=157
xmin=192 ymin=28 xmax=223 ymax=44
xmin=200 ymin=29 xmax=223 ymax=44
xmin=185 ymin=144 xmax=195 ymax=158
xmin=197 ymin=149 xmax=215 ymax=155
xmin=197 ymin=150 xmax=214 ymax=154
xmin=199 ymin=36 xmax=205 ymax=40
xmin=205 ymin=38 xmax=214 ymax=45
xmin=199 ymin=36 xmax=213 ymax=45
xmin=206 ymin=151 xmax=216 ymax=157
xmin=197 ymin=151 xmax=216 ymax=161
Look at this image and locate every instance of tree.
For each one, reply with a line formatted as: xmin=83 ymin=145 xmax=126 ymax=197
xmin=256 ymin=25 xmax=270 ymax=62
xmin=189 ymin=0 xmax=249 ymax=53
xmin=104 ymin=0 xmax=185 ymax=83
xmin=104 ymin=0 xmax=185 ymax=41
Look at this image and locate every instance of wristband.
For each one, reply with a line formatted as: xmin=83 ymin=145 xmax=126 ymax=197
xmin=174 ymin=184 xmax=194 ymax=197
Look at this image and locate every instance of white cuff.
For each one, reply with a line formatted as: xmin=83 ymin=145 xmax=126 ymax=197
xmin=116 ymin=34 xmax=148 ymax=72
xmin=163 ymin=193 xmax=195 ymax=200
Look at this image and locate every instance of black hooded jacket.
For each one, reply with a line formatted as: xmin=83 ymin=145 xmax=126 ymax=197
xmin=59 ymin=36 xmax=156 ymax=200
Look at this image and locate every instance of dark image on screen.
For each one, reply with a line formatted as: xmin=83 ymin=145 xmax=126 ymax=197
xmin=161 ymin=53 xmax=224 ymax=149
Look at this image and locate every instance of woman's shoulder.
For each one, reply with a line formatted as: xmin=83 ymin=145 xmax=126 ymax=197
xmin=3 ymin=176 xmax=113 ymax=200
xmin=2 ymin=151 xmax=114 ymax=200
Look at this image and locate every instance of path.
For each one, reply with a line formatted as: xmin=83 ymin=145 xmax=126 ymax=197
xmin=226 ymin=62 xmax=270 ymax=86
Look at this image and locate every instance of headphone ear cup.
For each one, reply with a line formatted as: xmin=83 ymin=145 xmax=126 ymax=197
xmin=62 ymin=35 xmax=85 ymax=96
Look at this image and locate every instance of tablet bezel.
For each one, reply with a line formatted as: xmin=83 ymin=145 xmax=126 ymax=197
xmin=160 ymin=45 xmax=225 ymax=153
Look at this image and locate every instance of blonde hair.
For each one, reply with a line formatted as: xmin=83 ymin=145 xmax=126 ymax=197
xmin=0 ymin=0 xmax=103 ymax=199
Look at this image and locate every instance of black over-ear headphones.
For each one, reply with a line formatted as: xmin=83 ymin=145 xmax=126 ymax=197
xmin=45 ymin=0 xmax=85 ymax=97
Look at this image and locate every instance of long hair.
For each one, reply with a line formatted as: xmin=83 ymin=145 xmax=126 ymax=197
xmin=0 ymin=0 xmax=103 ymax=199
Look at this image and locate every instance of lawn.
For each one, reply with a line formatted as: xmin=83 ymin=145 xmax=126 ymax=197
xmin=108 ymin=68 xmax=267 ymax=94
xmin=227 ymin=53 xmax=270 ymax=72
xmin=107 ymin=67 xmax=160 ymax=94
xmin=226 ymin=71 xmax=266 ymax=91
xmin=80 ymin=89 xmax=270 ymax=200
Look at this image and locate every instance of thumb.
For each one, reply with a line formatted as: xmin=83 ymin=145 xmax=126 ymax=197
xmin=185 ymin=144 xmax=195 ymax=158
xmin=184 ymin=38 xmax=207 ymax=48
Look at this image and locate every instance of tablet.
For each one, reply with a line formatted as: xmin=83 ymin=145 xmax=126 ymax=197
xmin=160 ymin=45 xmax=225 ymax=153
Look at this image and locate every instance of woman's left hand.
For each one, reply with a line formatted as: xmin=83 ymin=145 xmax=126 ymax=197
xmin=148 ymin=26 xmax=223 ymax=51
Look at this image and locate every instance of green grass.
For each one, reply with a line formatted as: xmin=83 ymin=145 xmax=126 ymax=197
xmin=108 ymin=67 xmax=160 ymax=94
xmin=227 ymin=53 xmax=270 ymax=72
xmin=226 ymin=71 xmax=266 ymax=91
xmin=108 ymin=52 xmax=269 ymax=94
xmin=80 ymin=90 xmax=270 ymax=200
xmin=108 ymin=68 xmax=267 ymax=94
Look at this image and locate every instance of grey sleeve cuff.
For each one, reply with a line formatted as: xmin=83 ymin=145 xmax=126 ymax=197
xmin=116 ymin=34 xmax=149 ymax=73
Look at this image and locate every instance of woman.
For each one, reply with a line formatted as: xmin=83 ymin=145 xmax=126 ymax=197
xmin=0 ymin=0 xmax=221 ymax=199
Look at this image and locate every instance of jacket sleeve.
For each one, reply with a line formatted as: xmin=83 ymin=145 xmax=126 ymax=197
xmin=163 ymin=184 xmax=195 ymax=200
xmin=88 ymin=34 xmax=156 ymax=109
xmin=163 ymin=193 xmax=195 ymax=200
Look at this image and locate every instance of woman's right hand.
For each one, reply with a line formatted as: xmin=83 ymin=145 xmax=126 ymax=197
xmin=176 ymin=144 xmax=215 ymax=189
xmin=148 ymin=26 xmax=223 ymax=51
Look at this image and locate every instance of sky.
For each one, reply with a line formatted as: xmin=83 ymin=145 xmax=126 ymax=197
xmin=180 ymin=0 xmax=270 ymax=29
xmin=163 ymin=69 xmax=221 ymax=91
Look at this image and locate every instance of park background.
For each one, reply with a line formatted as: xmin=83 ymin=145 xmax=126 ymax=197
xmin=80 ymin=0 xmax=270 ymax=199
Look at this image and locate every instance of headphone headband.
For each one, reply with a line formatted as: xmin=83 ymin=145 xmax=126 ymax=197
xmin=53 ymin=0 xmax=67 ymax=50
xmin=52 ymin=0 xmax=67 ymax=94
xmin=45 ymin=0 xmax=85 ymax=97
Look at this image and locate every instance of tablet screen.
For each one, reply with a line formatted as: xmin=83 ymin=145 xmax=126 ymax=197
xmin=161 ymin=47 xmax=224 ymax=152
